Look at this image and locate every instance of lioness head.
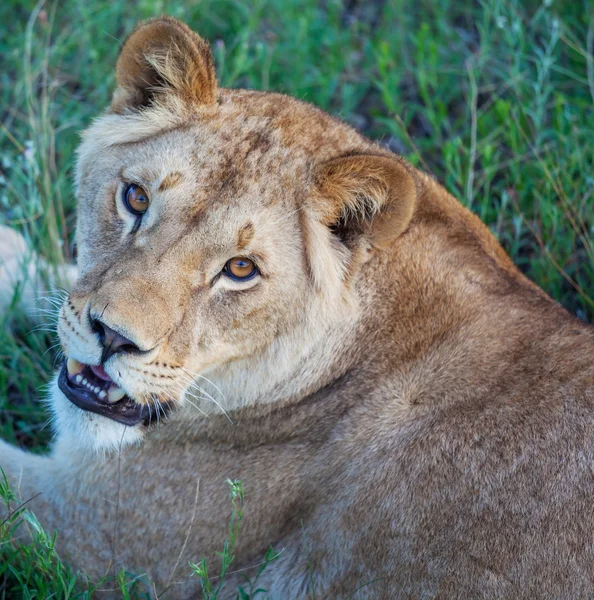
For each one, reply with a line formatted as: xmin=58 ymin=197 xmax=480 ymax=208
xmin=53 ymin=17 xmax=417 ymax=452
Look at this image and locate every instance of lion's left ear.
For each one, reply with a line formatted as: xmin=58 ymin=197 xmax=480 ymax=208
xmin=112 ymin=16 xmax=217 ymax=113
xmin=313 ymin=154 xmax=417 ymax=247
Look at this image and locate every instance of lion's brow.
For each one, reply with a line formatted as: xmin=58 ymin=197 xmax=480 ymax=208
xmin=158 ymin=171 xmax=184 ymax=192
xmin=237 ymin=222 xmax=254 ymax=249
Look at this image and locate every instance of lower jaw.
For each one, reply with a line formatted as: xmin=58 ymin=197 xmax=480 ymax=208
xmin=57 ymin=364 xmax=145 ymax=427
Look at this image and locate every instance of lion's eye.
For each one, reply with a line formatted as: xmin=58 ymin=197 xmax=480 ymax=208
xmin=123 ymin=184 xmax=150 ymax=215
xmin=223 ymin=257 xmax=258 ymax=281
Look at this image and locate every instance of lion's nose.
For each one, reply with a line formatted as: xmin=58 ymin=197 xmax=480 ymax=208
xmin=90 ymin=318 xmax=140 ymax=362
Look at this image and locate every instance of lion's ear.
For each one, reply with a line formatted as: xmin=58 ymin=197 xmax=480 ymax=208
xmin=313 ymin=154 xmax=417 ymax=247
xmin=112 ymin=16 xmax=217 ymax=113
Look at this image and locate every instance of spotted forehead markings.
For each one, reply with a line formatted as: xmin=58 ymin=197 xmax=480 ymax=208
xmin=158 ymin=171 xmax=184 ymax=192
xmin=237 ymin=222 xmax=254 ymax=249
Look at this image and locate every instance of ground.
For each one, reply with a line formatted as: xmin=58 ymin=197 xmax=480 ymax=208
xmin=0 ymin=0 xmax=592 ymax=597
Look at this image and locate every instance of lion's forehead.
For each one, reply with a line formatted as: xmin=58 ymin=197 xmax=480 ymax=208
xmin=215 ymin=89 xmax=368 ymax=158
xmin=83 ymin=113 xmax=310 ymax=213
xmin=78 ymin=89 xmax=371 ymax=191
xmin=123 ymin=124 xmax=304 ymax=233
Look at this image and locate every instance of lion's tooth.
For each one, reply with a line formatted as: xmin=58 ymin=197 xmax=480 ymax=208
xmin=107 ymin=385 xmax=126 ymax=404
xmin=99 ymin=390 xmax=107 ymax=400
xmin=66 ymin=358 xmax=84 ymax=376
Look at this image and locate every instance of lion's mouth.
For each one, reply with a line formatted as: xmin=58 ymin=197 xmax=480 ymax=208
xmin=58 ymin=359 xmax=145 ymax=426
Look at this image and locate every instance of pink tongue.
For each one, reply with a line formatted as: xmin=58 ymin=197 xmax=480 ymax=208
xmin=90 ymin=365 xmax=114 ymax=382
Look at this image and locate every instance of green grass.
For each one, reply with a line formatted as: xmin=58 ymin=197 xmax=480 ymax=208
xmin=1 ymin=0 xmax=593 ymax=596
xmin=1 ymin=468 xmax=98 ymax=598
xmin=1 ymin=472 xmax=278 ymax=599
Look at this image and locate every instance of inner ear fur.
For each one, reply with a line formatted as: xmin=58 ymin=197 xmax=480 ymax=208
xmin=313 ymin=154 xmax=417 ymax=247
xmin=112 ymin=16 xmax=217 ymax=113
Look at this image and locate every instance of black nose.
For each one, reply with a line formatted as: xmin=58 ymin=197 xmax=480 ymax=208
xmin=90 ymin=318 xmax=140 ymax=362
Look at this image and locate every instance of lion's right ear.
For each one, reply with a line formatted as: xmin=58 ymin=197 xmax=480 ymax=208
xmin=111 ymin=16 xmax=217 ymax=113
xmin=302 ymin=154 xmax=417 ymax=303
xmin=312 ymin=154 xmax=417 ymax=248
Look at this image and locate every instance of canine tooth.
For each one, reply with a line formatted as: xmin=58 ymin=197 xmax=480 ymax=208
xmin=75 ymin=375 xmax=82 ymax=384
xmin=67 ymin=358 xmax=84 ymax=376
xmin=99 ymin=390 xmax=107 ymax=400
xmin=107 ymin=385 xmax=126 ymax=403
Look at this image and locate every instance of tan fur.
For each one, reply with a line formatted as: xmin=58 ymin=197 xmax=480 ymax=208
xmin=2 ymin=17 xmax=594 ymax=599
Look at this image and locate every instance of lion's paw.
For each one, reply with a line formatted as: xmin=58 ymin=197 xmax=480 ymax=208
xmin=0 ymin=225 xmax=28 ymax=261
xmin=0 ymin=225 xmax=35 ymax=315
xmin=0 ymin=226 xmax=78 ymax=322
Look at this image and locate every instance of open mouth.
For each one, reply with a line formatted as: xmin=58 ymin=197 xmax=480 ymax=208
xmin=58 ymin=359 xmax=145 ymax=426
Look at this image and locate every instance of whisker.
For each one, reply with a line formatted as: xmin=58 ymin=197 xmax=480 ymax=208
xmin=182 ymin=396 xmax=209 ymax=419
xmin=167 ymin=385 xmax=210 ymax=418
xmin=30 ymin=307 xmax=61 ymax=316
xmin=179 ymin=367 xmax=228 ymax=406
xmin=174 ymin=372 xmax=232 ymax=422
xmin=43 ymin=341 xmax=63 ymax=358
xmin=29 ymin=325 xmax=58 ymax=334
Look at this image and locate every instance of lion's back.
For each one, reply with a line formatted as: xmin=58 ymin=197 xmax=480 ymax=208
xmin=294 ymin=313 xmax=594 ymax=598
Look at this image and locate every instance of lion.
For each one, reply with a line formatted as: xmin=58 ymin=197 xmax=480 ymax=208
xmin=1 ymin=16 xmax=593 ymax=599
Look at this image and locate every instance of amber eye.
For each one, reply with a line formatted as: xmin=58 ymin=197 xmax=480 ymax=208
xmin=224 ymin=257 xmax=259 ymax=281
xmin=123 ymin=184 xmax=150 ymax=215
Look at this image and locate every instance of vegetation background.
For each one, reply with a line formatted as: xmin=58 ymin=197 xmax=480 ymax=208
xmin=1 ymin=0 xmax=593 ymax=596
